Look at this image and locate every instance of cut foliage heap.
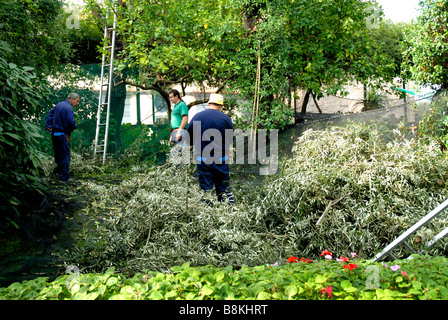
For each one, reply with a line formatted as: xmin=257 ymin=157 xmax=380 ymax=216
xmin=61 ymin=122 xmax=448 ymax=274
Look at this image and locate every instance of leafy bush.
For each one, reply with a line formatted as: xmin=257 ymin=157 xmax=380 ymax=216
xmin=1 ymin=254 xmax=447 ymax=300
xmin=418 ymin=90 xmax=448 ymax=149
xmin=233 ymin=100 xmax=294 ymax=131
xmin=0 ymin=42 xmax=52 ymax=232
xmin=116 ymin=123 xmax=170 ymax=166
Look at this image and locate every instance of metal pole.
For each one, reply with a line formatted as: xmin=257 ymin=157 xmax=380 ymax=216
xmin=373 ymin=198 xmax=448 ymax=261
xmin=94 ymin=14 xmax=109 ymax=158
xmin=426 ymin=226 xmax=448 ymax=250
xmin=102 ymin=12 xmax=117 ymax=165
xmin=403 ymin=80 xmax=407 ymax=104
xmin=136 ymin=88 xmax=141 ymax=125
xmin=152 ymin=92 xmax=156 ymax=124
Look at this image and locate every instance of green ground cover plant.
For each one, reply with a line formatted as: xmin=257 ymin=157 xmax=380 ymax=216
xmin=1 ymin=254 xmax=447 ymax=300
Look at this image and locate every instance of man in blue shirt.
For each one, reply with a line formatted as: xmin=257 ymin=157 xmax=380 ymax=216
xmin=187 ymin=93 xmax=234 ymax=205
xmin=46 ymin=93 xmax=79 ymax=182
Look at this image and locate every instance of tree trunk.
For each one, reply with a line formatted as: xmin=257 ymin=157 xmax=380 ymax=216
xmin=301 ymin=89 xmax=312 ymax=114
xmin=311 ymin=92 xmax=323 ymax=113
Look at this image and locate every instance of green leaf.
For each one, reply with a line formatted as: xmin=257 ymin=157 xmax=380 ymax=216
xmin=3 ymin=132 xmax=20 ymax=140
xmin=186 ymin=292 xmax=198 ymax=299
xmin=439 ymin=287 xmax=448 ymax=299
xmin=285 ymin=285 xmax=298 ymax=299
xmin=315 ymin=275 xmax=327 ymax=284
xmin=345 ymin=287 xmax=358 ymax=293
xmin=215 ymin=271 xmax=225 ymax=282
xmin=97 ymin=285 xmax=107 ymax=297
xmin=340 ymin=280 xmax=352 ymax=290
xmin=148 ymin=291 xmax=164 ymax=300
xmin=105 ymin=267 xmax=116 ymax=276
xmin=105 ymin=277 xmax=118 ymax=287
xmin=407 ymin=288 xmax=422 ymax=296
xmin=272 ymin=292 xmax=285 ymax=300
xmin=170 ymin=266 xmax=182 ymax=273
xmin=412 ymin=281 xmax=422 ymax=290
xmin=188 ymin=268 xmax=201 ymax=278
xmin=201 ymin=285 xmax=214 ymax=296
xmin=257 ymin=291 xmax=271 ymax=300
xmin=85 ymin=292 xmax=99 ymax=300
xmin=165 ymin=290 xmax=178 ymax=299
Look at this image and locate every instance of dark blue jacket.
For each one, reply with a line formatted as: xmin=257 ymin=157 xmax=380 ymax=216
xmin=46 ymin=100 xmax=77 ymax=134
xmin=187 ymin=109 xmax=234 ymax=163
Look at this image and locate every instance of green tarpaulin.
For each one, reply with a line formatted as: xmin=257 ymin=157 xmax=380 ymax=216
xmin=392 ymin=87 xmax=417 ymax=95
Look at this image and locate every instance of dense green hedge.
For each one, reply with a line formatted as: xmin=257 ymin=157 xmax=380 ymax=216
xmin=1 ymin=254 xmax=447 ymax=300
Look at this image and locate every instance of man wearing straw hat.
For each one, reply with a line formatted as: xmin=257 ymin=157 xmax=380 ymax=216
xmin=187 ymin=93 xmax=234 ymax=205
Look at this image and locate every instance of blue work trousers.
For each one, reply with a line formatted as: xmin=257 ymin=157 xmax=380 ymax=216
xmin=197 ymin=163 xmax=234 ymax=204
xmin=51 ymin=134 xmax=71 ymax=181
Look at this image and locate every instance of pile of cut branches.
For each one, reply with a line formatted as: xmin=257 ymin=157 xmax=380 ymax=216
xmin=61 ymin=122 xmax=448 ymax=274
xmin=259 ymin=121 xmax=448 ymax=259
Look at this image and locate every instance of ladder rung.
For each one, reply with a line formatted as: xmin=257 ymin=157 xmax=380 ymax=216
xmin=388 ymin=252 xmax=398 ymax=260
xmin=426 ymin=226 xmax=448 ymax=250
xmin=403 ymin=240 xmax=417 ymax=254
xmin=102 ymin=83 xmax=110 ymax=86
xmin=98 ymin=123 xmax=107 ymax=126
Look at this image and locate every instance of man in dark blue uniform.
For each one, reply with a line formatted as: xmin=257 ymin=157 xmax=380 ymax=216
xmin=187 ymin=93 xmax=234 ymax=204
xmin=46 ymin=93 xmax=79 ymax=182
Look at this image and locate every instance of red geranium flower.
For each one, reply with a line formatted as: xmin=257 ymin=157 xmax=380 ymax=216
xmin=287 ymin=256 xmax=299 ymax=263
xmin=320 ymin=249 xmax=332 ymax=256
xmin=344 ymin=263 xmax=358 ymax=271
xmin=339 ymin=256 xmax=349 ymax=262
xmin=299 ymin=257 xmax=313 ymax=263
xmin=319 ymin=286 xmax=333 ymax=298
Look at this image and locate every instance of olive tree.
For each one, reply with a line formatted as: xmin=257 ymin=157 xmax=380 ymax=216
xmin=86 ymin=0 xmax=395 ymax=130
xmin=240 ymin=0 xmax=395 ymax=116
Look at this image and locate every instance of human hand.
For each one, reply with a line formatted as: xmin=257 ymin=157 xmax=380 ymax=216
xmin=176 ymin=131 xmax=182 ymax=142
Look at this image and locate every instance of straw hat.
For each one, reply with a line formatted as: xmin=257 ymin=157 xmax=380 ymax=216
xmin=208 ymin=93 xmax=224 ymax=105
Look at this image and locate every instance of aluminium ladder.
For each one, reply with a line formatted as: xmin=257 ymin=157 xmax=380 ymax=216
xmin=94 ymin=10 xmax=117 ymax=165
xmin=373 ymin=198 xmax=448 ymax=262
